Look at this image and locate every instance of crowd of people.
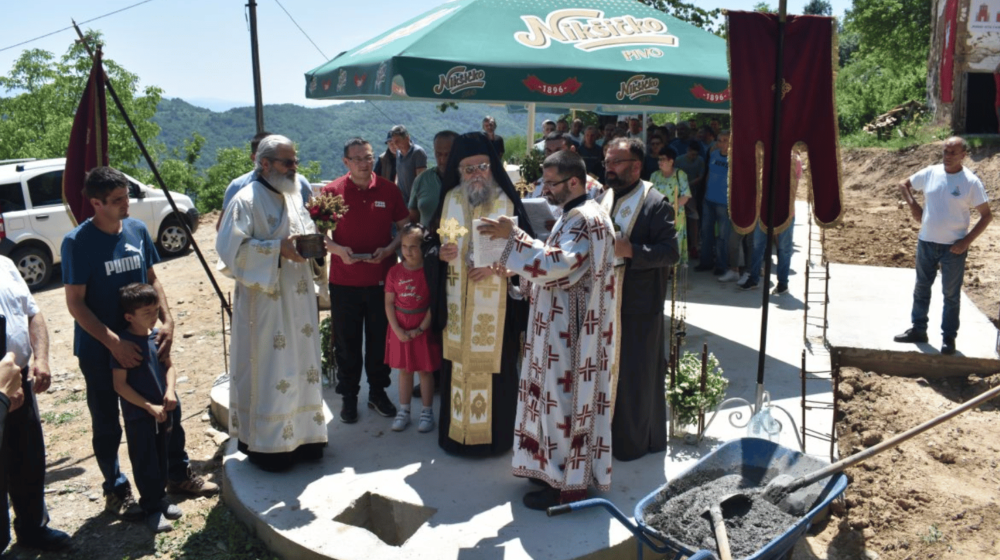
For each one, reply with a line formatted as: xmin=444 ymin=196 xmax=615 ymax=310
xmin=0 ymin=116 xmax=989 ymax=552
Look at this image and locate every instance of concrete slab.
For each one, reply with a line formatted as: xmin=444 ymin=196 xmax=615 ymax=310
xmin=827 ymin=263 xmax=1000 ymax=377
xmin=215 ymin=201 xmax=838 ymax=560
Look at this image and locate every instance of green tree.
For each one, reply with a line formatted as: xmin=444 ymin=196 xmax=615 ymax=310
xmin=802 ymin=0 xmax=833 ymax=15
xmin=0 ymin=30 xmax=163 ymax=176
xmin=155 ymin=133 xmax=206 ymax=200
xmin=201 ymin=145 xmax=251 ymax=213
xmin=835 ymin=0 xmax=931 ymax=132
xmin=753 ymin=2 xmax=774 ymax=12
xmin=297 ymin=161 xmax=322 ymax=183
xmin=639 ymin=0 xmax=724 ymax=34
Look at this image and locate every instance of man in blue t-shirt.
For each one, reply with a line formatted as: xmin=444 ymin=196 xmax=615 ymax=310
xmin=62 ymin=167 xmax=216 ymax=521
xmin=695 ymin=130 xmax=734 ymax=277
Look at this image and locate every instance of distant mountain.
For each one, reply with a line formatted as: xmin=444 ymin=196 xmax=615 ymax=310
xmin=178 ymin=97 xmax=253 ymax=112
xmin=153 ymin=98 xmax=533 ymax=180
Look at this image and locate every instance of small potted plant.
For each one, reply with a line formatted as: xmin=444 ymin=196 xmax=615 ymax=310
xmin=319 ymin=315 xmax=336 ymax=386
xmin=666 ymin=351 xmax=728 ymax=441
xmin=299 ymin=193 xmax=349 ymax=258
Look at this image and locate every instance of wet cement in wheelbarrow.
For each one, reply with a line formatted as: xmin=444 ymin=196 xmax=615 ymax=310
xmin=643 ymin=471 xmax=800 ymax=559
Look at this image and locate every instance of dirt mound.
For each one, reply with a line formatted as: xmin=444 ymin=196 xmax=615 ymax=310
xmin=799 ymin=369 xmax=1000 ymax=559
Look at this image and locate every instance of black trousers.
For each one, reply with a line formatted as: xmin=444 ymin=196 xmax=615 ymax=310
xmin=329 ymin=283 xmax=391 ymax=399
xmin=124 ymin=412 xmax=172 ymax=513
xmin=0 ymin=369 xmax=49 ymax=549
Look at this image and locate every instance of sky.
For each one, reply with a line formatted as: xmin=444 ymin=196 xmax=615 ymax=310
xmin=1 ymin=0 xmax=851 ymax=110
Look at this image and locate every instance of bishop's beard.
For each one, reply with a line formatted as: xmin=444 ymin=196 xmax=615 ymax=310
xmin=462 ymin=174 xmax=499 ymax=208
xmin=264 ymin=168 xmax=298 ymax=194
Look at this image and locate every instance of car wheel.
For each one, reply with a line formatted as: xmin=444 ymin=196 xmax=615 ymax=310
xmin=157 ymin=218 xmax=191 ymax=257
xmin=11 ymin=246 xmax=53 ymax=291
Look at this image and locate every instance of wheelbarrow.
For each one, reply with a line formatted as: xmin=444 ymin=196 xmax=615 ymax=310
xmin=548 ymin=438 xmax=848 ymax=560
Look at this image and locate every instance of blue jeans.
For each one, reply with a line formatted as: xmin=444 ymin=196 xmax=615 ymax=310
xmin=124 ymin=412 xmax=171 ymax=512
xmin=700 ymin=199 xmax=730 ymax=270
xmin=749 ymin=217 xmax=795 ymax=284
xmin=79 ymin=360 xmax=191 ymax=495
xmin=910 ymin=240 xmax=967 ymax=339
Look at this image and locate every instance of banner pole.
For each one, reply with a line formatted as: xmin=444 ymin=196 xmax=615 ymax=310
xmin=754 ymin=0 xmax=787 ymax=409
xmin=72 ymin=22 xmax=232 ymax=318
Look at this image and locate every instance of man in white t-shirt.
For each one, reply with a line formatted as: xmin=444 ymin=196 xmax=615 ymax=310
xmin=894 ymin=137 xmax=992 ymax=355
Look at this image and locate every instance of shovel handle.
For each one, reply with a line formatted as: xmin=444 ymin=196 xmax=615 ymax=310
xmin=794 ymin=381 xmax=1000 ymax=490
xmin=709 ymin=504 xmax=733 ymax=560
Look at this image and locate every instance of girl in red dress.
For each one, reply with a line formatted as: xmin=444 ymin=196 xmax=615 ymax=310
xmin=384 ymin=224 xmax=440 ymax=432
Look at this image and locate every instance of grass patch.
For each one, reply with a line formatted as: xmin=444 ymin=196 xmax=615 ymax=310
xmin=41 ymin=410 xmax=79 ymax=425
xmin=57 ymin=391 xmax=84 ymax=404
xmin=969 ymin=136 xmax=1000 ymax=150
xmin=840 ymin=121 xmax=952 ymax=150
xmin=179 ymin=502 xmax=279 ymax=560
xmin=921 ymin=524 xmax=944 ymax=544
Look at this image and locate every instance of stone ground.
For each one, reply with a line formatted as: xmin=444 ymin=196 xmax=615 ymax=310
xmin=4 ymin=139 xmax=999 ymax=559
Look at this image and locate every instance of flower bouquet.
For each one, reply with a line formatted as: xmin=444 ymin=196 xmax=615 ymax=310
xmin=298 ymin=193 xmax=349 ymax=258
xmin=307 ymin=193 xmax=349 ymax=232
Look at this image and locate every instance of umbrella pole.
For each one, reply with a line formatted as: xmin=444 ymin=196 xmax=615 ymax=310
xmin=526 ymin=103 xmax=536 ymax=157
xmin=754 ymin=0 xmax=788 ymax=410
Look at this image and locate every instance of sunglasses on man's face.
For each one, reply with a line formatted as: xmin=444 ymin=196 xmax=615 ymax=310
xmin=461 ymin=162 xmax=491 ymax=175
xmin=270 ymin=157 xmax=299 ymax=167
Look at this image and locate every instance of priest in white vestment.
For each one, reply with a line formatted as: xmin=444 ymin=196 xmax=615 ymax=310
xmin=216 ymin=135 xmax=328 ymax=471
xmin=479 ymin=150 xmax=617 ymax=510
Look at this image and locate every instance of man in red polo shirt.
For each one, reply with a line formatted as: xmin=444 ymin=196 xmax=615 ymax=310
xmin=323 ymin=137 xmax=410 ymax=424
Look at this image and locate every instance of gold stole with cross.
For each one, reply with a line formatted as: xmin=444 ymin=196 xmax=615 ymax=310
xmin=442 ymin=187 xmax=514 ymax=445
xmin=598 ymin=180 xmax=651 ymax=417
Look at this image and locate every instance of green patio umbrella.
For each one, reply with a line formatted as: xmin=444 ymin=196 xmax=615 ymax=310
xmin=304 ymin=0 xmax=730 ymax=113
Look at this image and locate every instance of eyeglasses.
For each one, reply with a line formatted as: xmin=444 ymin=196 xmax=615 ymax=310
xmin=460 ymin=162 xmax=491 ymax=175
xmin=270 ymin=157 xmax=299 ymax=167
xmin=603 ymin=158 xmax=637 ymax=167
xmin=542 ymin=178 xmax=571 ymax=190
xmin=346 ymin=155 xmax=375 ymax=164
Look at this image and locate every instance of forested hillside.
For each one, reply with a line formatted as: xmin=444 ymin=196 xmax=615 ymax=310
xmin=154 ymin=99 xmax=530 ymax=179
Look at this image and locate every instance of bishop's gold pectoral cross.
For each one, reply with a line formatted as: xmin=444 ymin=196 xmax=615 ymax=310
xmin=437 ymin=217 xmax=469 ymax=244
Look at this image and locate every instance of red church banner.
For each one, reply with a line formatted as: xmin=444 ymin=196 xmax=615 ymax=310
xmin=62 ymin=50 xmax=109 ymax=225
xmin=940 ymin=0 xmax=959 ymax=103
xmin=727 ymin=12 xmax=844 ymax=234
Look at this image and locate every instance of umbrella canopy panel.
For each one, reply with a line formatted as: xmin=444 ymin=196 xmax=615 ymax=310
xmin=305 ymin=0 xmax=730 ymax=113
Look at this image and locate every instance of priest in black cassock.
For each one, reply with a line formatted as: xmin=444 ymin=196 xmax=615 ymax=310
xmin=601 ymin=137 xmax=679 ymax=461
xmin=425 ymin=132 xmax=535 ymax=457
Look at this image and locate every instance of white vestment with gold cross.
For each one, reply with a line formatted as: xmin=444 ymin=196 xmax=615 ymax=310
xmin=598 ymin=180 xmax=652 ymax=414
xmin=441 ymin=187 xmax=515 ymax=446
xmin=501 ymin=200 xmax=617 ymax=501
xmin=216 ymin=181 xmax=328 ymax=453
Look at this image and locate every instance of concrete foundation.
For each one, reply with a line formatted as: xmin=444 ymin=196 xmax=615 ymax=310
xmin=211 ymin=201 xmax=999 ymax=559
xmin=827 ymin=263 xmax=1000 ymax=377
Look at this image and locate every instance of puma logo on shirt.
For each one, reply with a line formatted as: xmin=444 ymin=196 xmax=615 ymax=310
xmin=104 ymin=255 xmax=143 ymax=276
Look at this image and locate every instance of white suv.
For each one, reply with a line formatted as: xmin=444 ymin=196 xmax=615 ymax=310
xmin=0 ymin=158 xmax=200 ymax=290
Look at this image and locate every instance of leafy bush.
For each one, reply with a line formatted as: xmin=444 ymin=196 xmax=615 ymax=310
xmin=835 ymin=56 xmax=928 ymax=133
xmin=517 ymin=148 xmax=546 ymax=186
xmin=666 ymin=351 xmax=728 ymax=427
